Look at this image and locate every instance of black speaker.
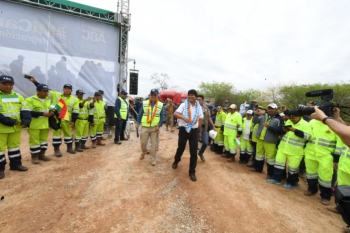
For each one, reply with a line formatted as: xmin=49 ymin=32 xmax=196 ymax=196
xmin=129 ymin=70 xmax=138 ymax=95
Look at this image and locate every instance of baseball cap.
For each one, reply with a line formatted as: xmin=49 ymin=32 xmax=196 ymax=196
xmin=94 ymin=92 xmax=101 ymax=96
xmin=76 ymin=90 xmax=85 ymax=95
xmin=246 ymin=110 xmax=254 ymax=115
xmin=121 ymin=90 xmax=128 ymax=95
xmin=268 ymin=103 xmax=278 ymax=109
xmin=229 ymin=104 xmax=237 ymax=110
xmin=37 ymin=84 xmax=49 ymax=91
xmin=251 ymin=100 xmax=257 ymax=103
xmin=150 ymin=89 xmax=159 ymax=95
xmin=63 ymin=84 xmax=72 ymax=89
xmin=0 ymin=75 xmax=14 ymax=83
xmin=257 ymin=106 xmax=264 ymax=110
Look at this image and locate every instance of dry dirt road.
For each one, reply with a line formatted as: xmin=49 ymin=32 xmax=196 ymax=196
xmin=0 ymin=127 xmax=346 ymax=233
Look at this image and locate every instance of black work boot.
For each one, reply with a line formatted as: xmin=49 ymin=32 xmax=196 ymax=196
xmin=0 ymin=170 xmax=5 ymax=179
xmin=39 ymin=150 xmax=51 ymax=161
xmin=215 ymin=146 xmax=224 ymax=155
xmin=81 ymin=141 xmax=89 ymax=150
xmin=54 ymin=146 xmax=63 ymax=157
xmin=74 ymin=141 xmax=83 ymax=152
xmin=31 ymin=153 xmax=40 ymax=164
xmin=66 ymin=143 xmax=76 ymax=154
xmin=10 ymin=165 xmax=28 ymax=172
xmin=227 ymin=154 xmax=236 ymax=162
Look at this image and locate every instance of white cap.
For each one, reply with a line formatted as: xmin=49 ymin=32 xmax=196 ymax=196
xmin=229 ymin=104 xmax=237 ymax=110
xmin=268 ymin=103 xmax=278 ymax=109
xmin=246 ymin=110 xmax=254 ymax=115
xmin=209 ymin=130 xmax=217 ymax=140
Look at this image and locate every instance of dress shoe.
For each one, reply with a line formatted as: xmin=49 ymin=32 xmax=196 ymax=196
xmin=10 ymin=165 xmax=28 ymax=172
xmin=198 ymin=152 xmax=205 ymax=162
xmin=189 ymin=173 xmax=197 ymax=181
xmin=0 ymin=171 xmax=4 ymax=179
xmin=120 ymin=138 xmax=129 ymax=141
xmin=326 ymin=206 xmax=340 ymax=214
xmin=246 ymin=163 xmax=255 ymax=167
xmin=114 ymin=141 xmax=122 ymax=145
xmin=172 ymin=161 xmax=178 ymax=169
xmin=304 ymin=190 xmax=317 ymax=196
xmin=249 ymin=168 xmax=261 ymax=173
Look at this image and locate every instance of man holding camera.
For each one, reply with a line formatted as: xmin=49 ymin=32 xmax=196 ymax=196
xmin=0 ymin=75 xmax=31 ymax=179
xmin=25 ymin=84 xmax=54 ymax=164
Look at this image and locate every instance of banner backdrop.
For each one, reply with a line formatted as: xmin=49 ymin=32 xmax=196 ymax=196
xmin=0 ymin=1 xmax=119 ymax=105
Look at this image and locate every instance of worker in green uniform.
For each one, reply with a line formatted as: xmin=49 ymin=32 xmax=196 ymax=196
xmin=90 ymin=92 xmax=106 ymax=147
xmin=75 ymin=90 xmax=92 ymax=151
xmin=0 ymin=75 xmax=31 ymax=179
xmin=25 ymin=84 xmax=54 ymax=164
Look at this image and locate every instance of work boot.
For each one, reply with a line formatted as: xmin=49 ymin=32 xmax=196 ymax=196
xmin=150 ymin=160 xmax=156 ymax=166
xmin=227 ymin=155 xmax=235 ymax=162
xmin=97 ymin=138 xmax=106 ymax=146
xmin=140 ymin=153 xmax=145 ymax=160
xmin=326 ymin=206 xmax=340 ymax=214
xmin=74 ymin=141 xmax=84 ymax=152
xmin=54 ymin=146 xmax=63 ymax=157
xmin=0 ymin=170 xmax=4 ymax=179
xmin=10 ymin=165 xmax=28 ymax=172
xmin=321 ymin=199 xmax=330 ymax=205
xmin=39 ymin=150 xmax=51 ymax=161
xmin=198 ymin=152 xmax=205 ymax=162
xmin=31 ymin=153 xmax=40 ymax=164
xmin=304 ymin=190 xmax=317 ymax=196
xmin=81 ymin=141 xmax=89 ymax=149
xmin=91 ymin=141 xmax=97 ymax=148
xmin=66 ymin=143 xmax=76 ymax=154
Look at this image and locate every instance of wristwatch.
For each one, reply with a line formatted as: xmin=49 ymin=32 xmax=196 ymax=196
xmin=322 ymin=116 xmax=334 ymax=125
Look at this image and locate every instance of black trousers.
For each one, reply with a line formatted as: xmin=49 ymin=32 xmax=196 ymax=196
xmin=114 ymin=119 xmax=127 ymax=142
xmin=307 ymin=178 xmax=332 ymax=200
xmin=174 ymin=127 xmax=199 ymax=174
xmin=251 ymin=141 xmax=257 ymax=165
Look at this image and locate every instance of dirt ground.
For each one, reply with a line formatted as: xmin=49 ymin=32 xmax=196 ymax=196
xmin=0 ymin=127 xmax=346 ymax=233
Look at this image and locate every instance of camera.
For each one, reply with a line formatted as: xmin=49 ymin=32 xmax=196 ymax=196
xmin=289 ymin=89 xmax=334 ymax=117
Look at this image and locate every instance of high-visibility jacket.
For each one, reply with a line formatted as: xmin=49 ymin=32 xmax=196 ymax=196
xmin=304 ymin=119 xmax=337 ymax=157
xmin=223 ymin=111 xmax=242 ymax=137
xmin=0 ymin=90 xmax=27 ymax=133
xmin=241 ymin=117 xmax=253 ymax=140
xmin=278 ymin=118 xmax=311 ymax=156
xmin=47 ymin=91 xmax=61 ymax=105
xmin=60 ymin=95 xmax=79 ymax=118
xmin=91 ymin=101 xmax=106 ymax=123
xmin=119 ymin=97 xmax=129 ymax=120
xmin=25 ymin=95 xmax=52 ymax=129
xmin=251 ymin=124 xmax=259 ymax=143
xmin=141 ymin=100 xmax=162 ymax=127
xmin=215 ymin=111 xmax=226 ymax=127
xmin=77 ymin=98 xmax=90 ymax=120
xmin=335 ymin=134 xmax=350 ymax=175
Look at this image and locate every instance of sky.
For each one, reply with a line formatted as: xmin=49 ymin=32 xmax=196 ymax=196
xmin=75 ymin=0 xmax=350 ymax=97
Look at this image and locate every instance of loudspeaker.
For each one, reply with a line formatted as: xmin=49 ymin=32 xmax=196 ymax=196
xmin=129 ymin=70 xmax=138 ymax=95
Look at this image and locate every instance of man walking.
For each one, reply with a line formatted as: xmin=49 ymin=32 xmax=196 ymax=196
xmin=114 ymin=90 xmax=129 ymax=145
xmin=172 ymin=89 xmax=203 ymax=181
xmin=136 ymin=89 xmax=165 ymax=166
xmin=197 ymin=95 xmax=216 ymax=162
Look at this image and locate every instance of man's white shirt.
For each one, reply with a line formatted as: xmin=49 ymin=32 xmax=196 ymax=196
xmin=176 ymin=102 xmax=204 ymax=128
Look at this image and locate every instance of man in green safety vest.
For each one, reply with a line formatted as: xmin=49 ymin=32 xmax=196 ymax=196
xmin=89 ymin=92 xmax=106 ymax=147
xmin=212 ymin=105 xmax=226 ymax=155
xmin=0 ymin=75 xmax=31 ymax=179
xmin=223 ymin=104 xmax=242 ymax=162
xmin=114 ymin=90 xmax=129 ymax=145
xmin=75 ymin=90 xmax=92 ymax=151
xmin=25 ymin=84 xmax=54 ymax=164
xmin=136 ymin=89 xmax=165 ymax=166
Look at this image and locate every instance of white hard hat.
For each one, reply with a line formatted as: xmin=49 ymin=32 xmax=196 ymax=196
xmin=229 ymin=104 xmax=237 ymax=110
xmin=209 ymin=130 xmax=217 ymax=140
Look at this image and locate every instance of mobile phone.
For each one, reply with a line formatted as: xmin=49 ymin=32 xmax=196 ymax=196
xmin=24 ymin=74 xmax=32 ymax=80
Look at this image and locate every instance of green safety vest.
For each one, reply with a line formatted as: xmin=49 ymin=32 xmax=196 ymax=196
xmin=279 ymin=119 xmax=311 ymax=156
xmin=258 ymin=114 xmax=273 ymax=140
xmin=223 ymin=111 xmax=242 ymax=137
xmin=91 ymin=101 xmax=106 ymax=123
xmin=304 ymin=119 xmax=337 ymax=157
xmin=215 ymin=111 xmax=226 ymax=127
xmin=48 ymin=91 xmax=61 ymax=105
xmin=251 ymin=123 xmax=259 ymax=143
xmin=114 ymin=97 xmax=129 ymax=120
xmin=336 ymin=134 xmax=350 ymax=174
xmin=240 ymin=117 xmax=253 ymax=140
xmin=0 ymin=90 xmax=26 ymax=133
xmin=25 ymin=95 xmax=52 ymax=129
xmin=141 ymin=100 xmax=162 ymax=127
xmin=77 ymin=98 xmax=89 ymax=120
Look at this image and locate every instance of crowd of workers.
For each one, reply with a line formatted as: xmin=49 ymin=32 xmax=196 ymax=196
xmin=1 ymin=75 xmax=349 ymax=232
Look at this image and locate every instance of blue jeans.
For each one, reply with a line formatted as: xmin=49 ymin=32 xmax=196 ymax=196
xmin=114 ymin=118 xmax=126 ymax=142
xmin=199 ymin=126 xmax=209 ymax=154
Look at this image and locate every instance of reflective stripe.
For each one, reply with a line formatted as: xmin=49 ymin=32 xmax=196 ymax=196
xmin=256 ymin=154 xmax=264 ymax=161
xmin=289 ymin=137 xmax=304 ymax=143
xmin=288 ymin=141 xmax=304 ymax=147
xmin=318 ymin=138 xmax=336 ymax=144
xmin=224 ymin=125 xmax=238 ymax=130
xmin=8 ymin=153 xmax=20 ymax=158
xmin=0 ymin=157 xmax=5 ymax=162
xmin=317 ymin=142 xmax=336 ymax=148
xmin=6 ymin=107 xmax=17 ymax=110
xmin=275 ymin=165 xmax=285 ymax=170
xmin=318 ymin=177 xmax=332 ymax=188
xmin=3 ymin=113 xmax=20 ymax=117
xmin=267 ymin=158 xmax=275 ymax=165
xmin=8 ymin=147 xmax=20 ymax=152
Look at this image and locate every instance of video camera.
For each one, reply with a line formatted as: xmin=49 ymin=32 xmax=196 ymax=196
xmin=286 ymin=89 xmax=334 ymax=117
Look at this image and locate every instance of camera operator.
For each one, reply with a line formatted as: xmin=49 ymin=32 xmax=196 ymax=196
xmin=311 ymin=106 xmax=350 ymax=232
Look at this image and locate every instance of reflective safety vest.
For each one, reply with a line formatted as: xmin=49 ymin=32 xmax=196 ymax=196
xmin=258 ymin=114 xmax=274 ymax=140
xmin=251 ymin=123 xmax=259 ymax=143
xmin=25 ymin=95 xmax=52 ymax=129
xmin=141 ymin=100 xmax=162 ymax=127
xmin=48 ymin=91 xmax=61 ymax=105
xmin=114 ymin=97 xmax=129 ymax=120
xmin=215 ymin=111 xmax=226 ymax=127
xmin=335 ymin=133 xmax=350 ymax=175
xmin=77 ymin=98 xmax=89 ymax=120
xmin=304 ymin=119 xmax=337 ymax=157
xmin=0 ymin=90 xmax=26 ymax=133
xmin=240 ymin=117 xmax=253 ymax=140
xmin=91 ymin=101 xmax=106 ymax=123
xmin=223 ymin=111 xmax=242 ymax=137
xmin=278 ymin=118 xmax=311 ymax=156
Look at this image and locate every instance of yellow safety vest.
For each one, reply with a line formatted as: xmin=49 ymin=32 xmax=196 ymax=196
xmin=91 ymin=101 xmax=106 ymax=123
xmin=223 ymin=111 xmax=242 ymax=137
xmin=0 ymin=90 xmax=26 ymax=133
xmin=77 ymin=98 xmax=89 ymax=120
xmin=215 ymin=111 xmax=226 ymax=127
xmin=141 ymin=100 xmax=162 ymax=127
xmin=25 ymin=95 xmax=52 ymax=129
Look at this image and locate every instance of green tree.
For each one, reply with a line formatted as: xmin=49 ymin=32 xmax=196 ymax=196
xmin=199 ymin=81 xmax=236 ymax=106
